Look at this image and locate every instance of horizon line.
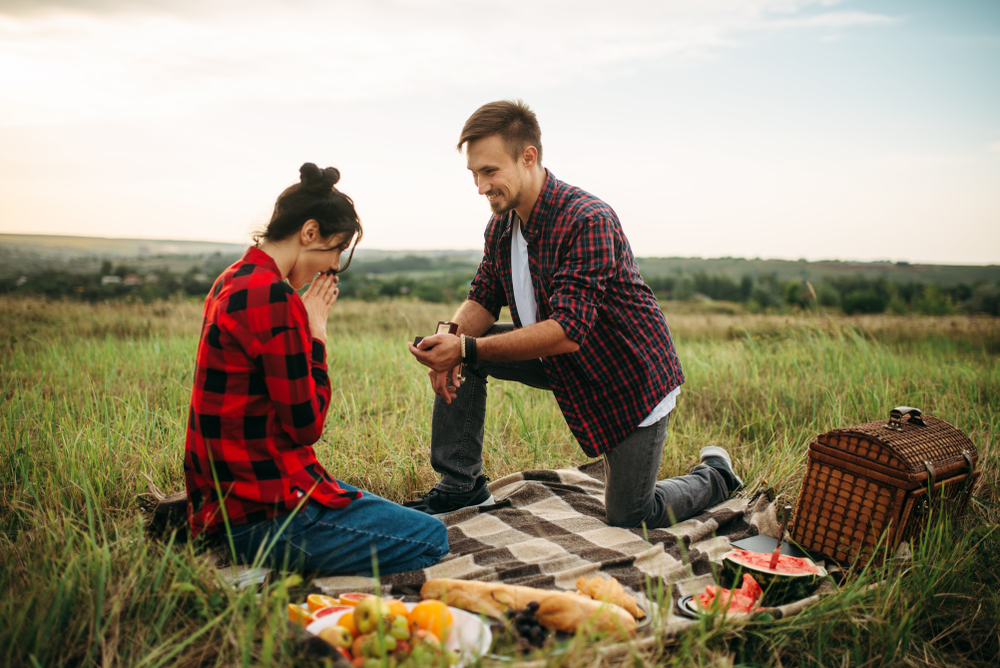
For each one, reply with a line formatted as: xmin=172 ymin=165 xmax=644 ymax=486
xmin=1 ymin=231 xmax=997 ymax=268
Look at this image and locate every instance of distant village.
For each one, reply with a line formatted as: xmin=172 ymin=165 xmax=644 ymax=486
xmin=5 ymin=256 xmax=1000 ymax=317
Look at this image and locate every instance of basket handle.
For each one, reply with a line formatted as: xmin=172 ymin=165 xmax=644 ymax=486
xmin=888 ymin=406 xmax=926 ymax=431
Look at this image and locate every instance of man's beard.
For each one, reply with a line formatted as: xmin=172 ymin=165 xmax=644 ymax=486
xmin=488 ymin=175 xmax=523 ymax=215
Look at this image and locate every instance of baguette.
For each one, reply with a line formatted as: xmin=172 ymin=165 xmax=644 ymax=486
xmin=420 ymin=578 xmax=637 ymax=639
xmin=576 ymin=575 xmax=645 ymax=619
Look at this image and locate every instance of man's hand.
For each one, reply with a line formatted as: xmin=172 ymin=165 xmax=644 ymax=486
xmin=408 ymin=332 xmax=462 ymax=372
xmin=427 ymin=368 xmax=463 ymax=403
xmin=301 ymin=273 xmax=338 ymax=344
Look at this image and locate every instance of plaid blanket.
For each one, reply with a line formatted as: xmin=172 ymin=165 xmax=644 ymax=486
xmin=382 ymin=461 xmax=782 ymax=603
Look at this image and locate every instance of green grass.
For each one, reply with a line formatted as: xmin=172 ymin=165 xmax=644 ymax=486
xmin=1 ymin=295 xmax=998 ymax=667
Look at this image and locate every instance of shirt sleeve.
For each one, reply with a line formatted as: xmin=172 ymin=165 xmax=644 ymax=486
xmin=257 ymin=304 xmax=332 ymax=446
xmin=467 ymin=228 xmax=507 ymax=318
xmin=547 ymin=214 xmax=616 ymax=346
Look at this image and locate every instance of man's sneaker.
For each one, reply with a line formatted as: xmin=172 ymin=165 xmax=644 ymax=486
xmin=698 ymin=446 xmax=744 ymax=495
xmin=403 ymin=475 xmax=495 ymax=516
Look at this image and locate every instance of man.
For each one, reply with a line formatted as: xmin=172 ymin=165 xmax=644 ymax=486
xmin=406 ymin=100 xmax=741 ymax=528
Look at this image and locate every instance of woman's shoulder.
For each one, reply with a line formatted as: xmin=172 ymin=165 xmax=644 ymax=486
xmin=213 ymin=260 xmax=302 ymax=318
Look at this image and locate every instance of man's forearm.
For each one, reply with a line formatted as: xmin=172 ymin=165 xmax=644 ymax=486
xmin=452 ymin=300 xmax=497 ymax=338
xmin=477 ymin=319 xmax=579 ymax=361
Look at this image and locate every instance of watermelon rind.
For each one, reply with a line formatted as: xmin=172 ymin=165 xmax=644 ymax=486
xmin=720 ymin=549 xmax=828 ymax=607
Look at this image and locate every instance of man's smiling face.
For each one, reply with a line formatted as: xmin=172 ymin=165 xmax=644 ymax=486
xmin=466 ymin=134 xmax=526 ymax=216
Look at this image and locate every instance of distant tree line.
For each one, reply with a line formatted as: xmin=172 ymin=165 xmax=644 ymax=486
xmin=3 ymin=256 xmax=999 ymax=316
xmin=644 ymin=272 xmax=1000 ymax=316
xmin=0 ymin=259 xmax=228 ymax=303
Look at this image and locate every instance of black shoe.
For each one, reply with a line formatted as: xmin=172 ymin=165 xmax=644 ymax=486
xmin=698 ymin=446 xmax=744 ymax=495
xmin=404 ymin=475 xmax=495 ymax=516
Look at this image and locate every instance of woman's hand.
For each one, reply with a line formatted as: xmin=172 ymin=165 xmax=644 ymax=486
xmin=301 ymin=273 xmax=338 ymax=344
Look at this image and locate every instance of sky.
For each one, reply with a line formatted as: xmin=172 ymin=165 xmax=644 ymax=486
xmin=0 ymin=0 xmax=998 ymax=264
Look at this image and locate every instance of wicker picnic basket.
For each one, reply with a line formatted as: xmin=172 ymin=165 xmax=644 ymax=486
xmin=790 ymin=406 xmax=979 ymax=567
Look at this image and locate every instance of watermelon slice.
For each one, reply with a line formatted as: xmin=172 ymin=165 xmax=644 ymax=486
xmin=721 ymin=549 xmax=827 ymax=606
xmin=696 ymin=574 xmax=762 ymax=614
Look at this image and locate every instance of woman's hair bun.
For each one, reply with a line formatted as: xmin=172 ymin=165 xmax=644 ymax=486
xmin=299 ymin=162 xmax=341 ymax=192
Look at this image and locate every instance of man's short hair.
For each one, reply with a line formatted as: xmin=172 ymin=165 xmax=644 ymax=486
xmin=457 ymin=99 xmax=543 ymax=164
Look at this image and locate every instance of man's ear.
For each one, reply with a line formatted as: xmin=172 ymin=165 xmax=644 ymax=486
xmin=522 ymin=146 xmax=538 ymax=168
xmin=300 ymin=219 xmax=320 ymax=244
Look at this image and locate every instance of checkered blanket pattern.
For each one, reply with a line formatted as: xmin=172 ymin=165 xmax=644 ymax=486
xmin=383 ymin=461 xmax=781 ymax=602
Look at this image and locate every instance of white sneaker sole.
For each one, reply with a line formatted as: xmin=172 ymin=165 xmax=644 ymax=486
xmin=699 ymin=446 xmax=732 ymax=467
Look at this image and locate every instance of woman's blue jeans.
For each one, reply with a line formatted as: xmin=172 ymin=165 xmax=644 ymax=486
xmin=224 ymin=480 xmax=449 ymax=576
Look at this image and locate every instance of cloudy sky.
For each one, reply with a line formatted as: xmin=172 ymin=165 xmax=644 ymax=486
xmin=1 ymin=0 xmax=997 ymax=263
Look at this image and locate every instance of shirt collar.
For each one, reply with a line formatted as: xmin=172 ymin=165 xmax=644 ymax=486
xmin=520 ymin=168 xmax=555 ymax=244
xmin=243 ymin=246 xmax=284 ymax=279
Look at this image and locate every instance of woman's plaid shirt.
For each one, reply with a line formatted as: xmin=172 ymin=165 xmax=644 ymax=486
xmin=184 ymin=247 xmax=359 ymax=538
xmin=468 ymin=170 xmax=685 ymax=457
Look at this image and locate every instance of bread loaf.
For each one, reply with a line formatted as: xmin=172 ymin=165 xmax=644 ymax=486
xmin=576 ymin=575 xmax=645 ymax=619
xmin=420 ymin=579 xmax=637 ymax=639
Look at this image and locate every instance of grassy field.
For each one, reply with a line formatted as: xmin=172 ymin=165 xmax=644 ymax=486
xmin=1 ymin=295 xmax=998 ymax=667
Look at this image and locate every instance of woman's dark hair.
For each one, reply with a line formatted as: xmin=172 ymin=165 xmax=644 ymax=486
xmin=256 ymin=163 xmax=363 ymax=272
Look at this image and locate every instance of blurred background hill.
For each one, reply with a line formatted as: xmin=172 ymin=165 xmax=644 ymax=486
xmin=2 ymin=233 xmax=998 ymax=316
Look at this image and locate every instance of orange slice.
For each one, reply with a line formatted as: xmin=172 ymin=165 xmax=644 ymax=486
xmin=287 ymin=603 xmax=316 ymax=627
xmin=307 ymin=594 xmax=341 ymax=612
xmin=338 ymin=592 xmax=371 ymax=606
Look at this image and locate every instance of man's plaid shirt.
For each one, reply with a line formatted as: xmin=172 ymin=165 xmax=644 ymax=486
xmin=468 ymin=170 xmax=685 ymax=457
xmin=184 ymin=247 xmax=359 ymax=538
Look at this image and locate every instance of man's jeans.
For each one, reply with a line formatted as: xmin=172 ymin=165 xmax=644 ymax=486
xmin=430 ymin=325 xmax=731 ymax=529
xmin=225 ymin=479 xmax=449 ymax=576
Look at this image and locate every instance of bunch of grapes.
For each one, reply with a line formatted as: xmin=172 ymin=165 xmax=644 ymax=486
xmin=505 ymin=601 xmax=548 ymax=650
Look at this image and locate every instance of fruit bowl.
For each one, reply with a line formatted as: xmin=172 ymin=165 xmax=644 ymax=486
xmin=306 ymin=601 xmax=492 ymax=668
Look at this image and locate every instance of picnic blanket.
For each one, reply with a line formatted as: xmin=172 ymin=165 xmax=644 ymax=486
xmin=381 ymin=461 xmax=784 ymax=603
xmin=368 ymin=461 xmax=833 ymax=659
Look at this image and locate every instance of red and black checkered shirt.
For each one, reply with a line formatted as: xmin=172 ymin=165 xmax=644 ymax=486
xmin=184 ymin=247 xmax=360 ymax=538
xmin=468 ymin=170 xmax=685 ymax=457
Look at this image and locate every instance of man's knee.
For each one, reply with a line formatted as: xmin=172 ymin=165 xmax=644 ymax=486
xmin=605 ymin=503 xmax=648 ymax=529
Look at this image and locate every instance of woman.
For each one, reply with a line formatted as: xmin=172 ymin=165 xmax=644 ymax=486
xmin=184 ymin=163 xmax=448 ymax=575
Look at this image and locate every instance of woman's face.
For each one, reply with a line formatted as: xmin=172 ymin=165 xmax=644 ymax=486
xmin=288 ymin=230 xmax=354 ymax=289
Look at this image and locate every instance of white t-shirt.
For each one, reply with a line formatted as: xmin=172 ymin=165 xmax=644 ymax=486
xmin=511 ymin=216 xmax=678 ymax=427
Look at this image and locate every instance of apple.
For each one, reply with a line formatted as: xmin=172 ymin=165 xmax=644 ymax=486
xmin=318 ymin=625 xmax=353 ymax=648
xmin=351 ymin=633 xmax=369 ymax=659
xmin=353 ymin=596 xmax=392 ymax=635
xmin=411 ymin=629 xmax=440 ymax=648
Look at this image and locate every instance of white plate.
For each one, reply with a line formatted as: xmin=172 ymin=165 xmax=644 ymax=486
xmin=306 ymin=601 xmax=493 ymax=667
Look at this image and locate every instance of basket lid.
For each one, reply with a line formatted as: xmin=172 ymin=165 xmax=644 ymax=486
xmin=819 ymin=409 xmax=976 ymax=475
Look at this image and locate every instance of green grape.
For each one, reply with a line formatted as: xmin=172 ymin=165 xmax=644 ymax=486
xmin=390 ymin=614 xmax=411 ymax=640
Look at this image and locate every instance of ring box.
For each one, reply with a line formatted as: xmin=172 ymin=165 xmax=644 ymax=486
xmin=413 ymin=321 xmax=458 ymax=347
